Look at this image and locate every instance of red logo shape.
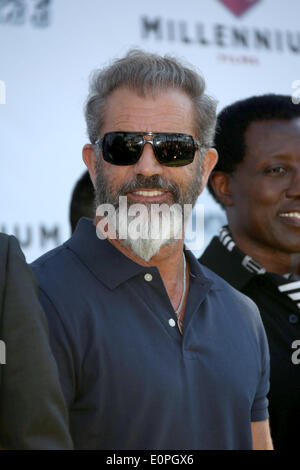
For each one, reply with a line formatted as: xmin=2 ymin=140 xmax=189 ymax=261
xmin=218 ymin=0 xmax=261 ymax=17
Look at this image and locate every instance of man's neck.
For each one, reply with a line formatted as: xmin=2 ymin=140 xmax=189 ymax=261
xmin=290 ymin=254 xmax=300 ymax=275
xmin=94 ymin=216 xmax=189 ymax=314
xmin=227 ymin=228 xmax=300 ymax=275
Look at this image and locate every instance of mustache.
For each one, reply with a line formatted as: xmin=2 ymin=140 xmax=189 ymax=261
xmin=117 ymin=175 xmax=181 ymax=201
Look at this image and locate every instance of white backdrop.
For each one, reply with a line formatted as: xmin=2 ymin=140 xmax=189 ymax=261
xmin=0 ymin=0 xmax=299 ymax=261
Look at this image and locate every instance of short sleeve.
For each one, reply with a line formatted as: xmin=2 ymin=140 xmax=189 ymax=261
xmin=251 ymin=317 xmax=270 ymax=422
xmin=38 ymin=288 xmax=76 ymax=409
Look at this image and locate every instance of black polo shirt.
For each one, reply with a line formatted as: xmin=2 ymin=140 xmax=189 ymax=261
xmin=200 ymin=230 xmax=300 ymax=450
xmin=31 ymin=218 xmax=270 ymax=450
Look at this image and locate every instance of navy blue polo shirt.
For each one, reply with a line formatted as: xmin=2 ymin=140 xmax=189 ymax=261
xmin=31 ymin=218 xmax=270 ymax=450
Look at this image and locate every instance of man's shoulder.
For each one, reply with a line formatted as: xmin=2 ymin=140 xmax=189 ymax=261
xmin=200 ymin=260 xmax=255 ymax=304
xmin=31 ymin=243 xmax=69 ymax=275
xmin=0 ymin=233 xmax=22 ymax=261
xmin=0 ymin=232 xmax=9 ymax=252
xmin=31 ymin=218 xmax=98 ymax=287
xmin=0 ymin=234 xmax=36 ymax=293
xmin=30 ymin=242 xmax=83 ymax=295
xmin=30 ymin=241 xmax=95 ymax=329
xmin=0 ymin=234 xmax=11 ymax=281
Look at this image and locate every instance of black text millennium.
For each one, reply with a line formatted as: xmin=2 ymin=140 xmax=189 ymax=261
xmin=141 ymin=16 xmax=300 ymax=54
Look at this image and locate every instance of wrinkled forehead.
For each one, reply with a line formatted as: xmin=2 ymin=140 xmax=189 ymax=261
xmin=101 ymin=86 xmax=197 ymax=135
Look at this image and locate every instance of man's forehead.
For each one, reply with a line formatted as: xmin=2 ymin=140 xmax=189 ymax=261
xmin=246 ymin=118 xmax=300 ymax=140
xmin=105 ymin=86 xmax=193 ymax=112
xmin=244 ymin=118 xmax=300 ymax=156
xmin=101 ymin=86 xmax=196 ymax=134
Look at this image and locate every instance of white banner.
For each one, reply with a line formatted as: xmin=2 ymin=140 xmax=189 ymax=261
xmin=0 ymin=0 xmax=299 ymax=261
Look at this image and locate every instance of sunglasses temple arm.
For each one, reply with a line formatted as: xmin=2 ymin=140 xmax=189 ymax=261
xmin=194 ymin=140 xmax=202 ymax=150
xmin=95 ymin=138 xmax=103 ymax=150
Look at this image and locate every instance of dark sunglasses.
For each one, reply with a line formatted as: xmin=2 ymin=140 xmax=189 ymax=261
xmin=95 ymin=131 xmax=201 ymax=167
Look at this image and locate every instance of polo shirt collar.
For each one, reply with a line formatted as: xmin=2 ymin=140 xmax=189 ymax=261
xmin=185 ymin=244 xmax=214 ymax=287
xmin=65 ymin=218 xmax=148 ymax=289
xmin=66 ymin=217 xmax=214 ymax=291
xmin=200 ymin=226 xmax=261 ymax=290
xmin=201 ymin=226 xmax=300 ymax=312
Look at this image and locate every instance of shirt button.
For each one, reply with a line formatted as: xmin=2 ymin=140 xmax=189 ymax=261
xmin=168 ymin=318 xmax=176 ymax=327
xmin=289 ymin=314 xmax=298 ymax=324
xmin=144 ymin=273 xmax=153 ymax=282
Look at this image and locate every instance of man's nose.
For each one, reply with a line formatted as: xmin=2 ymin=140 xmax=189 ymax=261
xmin=286 ymin=169 xmax=300 ymax=198
xmin=133 ymin=142 xmax=163 ymax=177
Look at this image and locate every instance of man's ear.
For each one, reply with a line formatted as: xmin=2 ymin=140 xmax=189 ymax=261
xmin=199 ymin=148 xmax=218 ymax=193
xmin=82 ymin=144 xmax=97 ymax=187
xmin=209 ymin=171 xmax=234 ymax=207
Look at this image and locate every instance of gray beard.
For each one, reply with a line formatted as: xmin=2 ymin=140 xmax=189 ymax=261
xmin=94 ymin=158 xmax=202 ymax=261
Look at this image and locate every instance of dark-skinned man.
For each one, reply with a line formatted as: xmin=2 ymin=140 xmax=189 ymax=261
xmin=200 ymin=94 xmax=300 ymax=450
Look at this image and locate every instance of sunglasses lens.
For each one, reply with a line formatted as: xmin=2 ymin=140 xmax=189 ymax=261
xmin=154 ymin=134 xmax=196 ymax=166
xmin=101 ymin=132 xmax=197 ymax=167
xmin=102 ymin=133 xmax=143 ymax=165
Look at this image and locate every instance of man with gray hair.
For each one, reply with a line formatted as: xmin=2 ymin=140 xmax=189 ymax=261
xmin=32 ymin=50 xmax=272 ymax=450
